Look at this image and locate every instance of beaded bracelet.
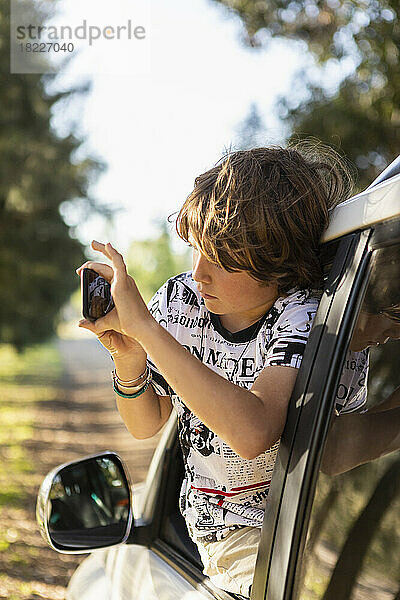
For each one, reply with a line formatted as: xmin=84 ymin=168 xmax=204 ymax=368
xmin=112 ymin=377 xmax=152 ymax=399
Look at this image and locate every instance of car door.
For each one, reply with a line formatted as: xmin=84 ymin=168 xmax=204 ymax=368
xmin=252 ymin=213 xmax=400 ymax=598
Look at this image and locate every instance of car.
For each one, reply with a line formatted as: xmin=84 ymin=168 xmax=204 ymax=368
xmin=37 ymin=156 xmax=400 ymax=600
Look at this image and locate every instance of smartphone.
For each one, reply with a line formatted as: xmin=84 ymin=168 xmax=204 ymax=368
xmin=81 ymin=268 xmax=115 ymax=321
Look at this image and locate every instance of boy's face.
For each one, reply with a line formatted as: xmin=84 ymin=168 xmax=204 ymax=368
xmin=191 ymin=244 xmax=279 ymax=329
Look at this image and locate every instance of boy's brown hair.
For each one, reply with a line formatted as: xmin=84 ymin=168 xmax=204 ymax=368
xmin=176 ymin=142 xmax=354 ymax=294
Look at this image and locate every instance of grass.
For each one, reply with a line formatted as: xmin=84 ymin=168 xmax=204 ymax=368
xmin=0 ymin=342 xmax=61 ymax=511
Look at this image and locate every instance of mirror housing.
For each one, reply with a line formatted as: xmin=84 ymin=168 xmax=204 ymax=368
xmin=36 ymin=451 xmax=133 ymax=554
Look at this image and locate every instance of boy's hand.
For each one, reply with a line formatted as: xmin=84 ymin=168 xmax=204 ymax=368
xmin=78 ymin=312 xmax=145 ymax=361
xmin=79 ymin=240 xmax=153 ymax=343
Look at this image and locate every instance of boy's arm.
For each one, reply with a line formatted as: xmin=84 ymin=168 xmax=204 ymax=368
xmin=137 ymin=318 xmax=298 ymax=460
xmin=321 ymin=407 xmax=400 ymax=476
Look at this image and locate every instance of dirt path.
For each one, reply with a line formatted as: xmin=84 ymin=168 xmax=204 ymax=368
xmin=0 ymin=336 xmax=159 ymax=600
xmin=38 ymin=338 xmax=160 ymax=481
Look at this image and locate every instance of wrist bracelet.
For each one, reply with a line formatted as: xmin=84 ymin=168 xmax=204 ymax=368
xmin=112 ymin=368 xmax=152 ymax=397
xmin=113 ymin=366 xmax=148 ymax=386
xmin=113 ymin=378 xmax=152 ymax=399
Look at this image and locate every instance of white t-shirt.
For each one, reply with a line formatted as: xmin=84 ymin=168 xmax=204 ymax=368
xmin=147 ymin=271 xmax=368 ymax=541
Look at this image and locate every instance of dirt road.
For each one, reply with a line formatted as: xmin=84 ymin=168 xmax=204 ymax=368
xmin=0 ymin=336 xmax=159 ymax=600
xmin=41 ymin=338 xmax=160 ymax=482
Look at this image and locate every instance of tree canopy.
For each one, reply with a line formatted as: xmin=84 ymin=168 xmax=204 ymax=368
xmin=212 ymin=0 xmax=399 ymax=189
xmin=1 ymin=0 xmax=107 ymax=350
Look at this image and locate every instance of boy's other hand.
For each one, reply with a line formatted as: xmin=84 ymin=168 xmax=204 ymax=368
xmin=82 ymin=240 xmax=153 ymax=342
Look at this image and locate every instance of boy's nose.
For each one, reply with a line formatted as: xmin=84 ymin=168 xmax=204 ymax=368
xmin=192 ymin=252 xmax=212 ymax=284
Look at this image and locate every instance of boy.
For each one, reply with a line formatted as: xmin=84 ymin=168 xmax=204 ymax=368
xmin=77 ymin=144 xmax=359 ymax=597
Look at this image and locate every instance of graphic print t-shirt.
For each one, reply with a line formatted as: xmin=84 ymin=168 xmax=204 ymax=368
xmin=146 ymin=272 xmax=368 ymax=541
xmin=334 ymin=348 xmax=369 ymax=415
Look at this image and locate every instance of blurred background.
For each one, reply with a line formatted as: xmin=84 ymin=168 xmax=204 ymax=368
xmin=1 ymin=0 xmax=399 ymax=597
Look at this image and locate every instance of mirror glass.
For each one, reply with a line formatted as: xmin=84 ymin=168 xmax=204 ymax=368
xmin=48 ymin=454 xmax=131 ymax=550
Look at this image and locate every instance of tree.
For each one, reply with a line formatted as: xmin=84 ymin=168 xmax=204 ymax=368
xmin=1 ymin=0 xmax=107 ymax=350
xmin=211 ymin=0 xmax=400 ymax=190
xmin=127 ymin=221 xmax=191 ymax=303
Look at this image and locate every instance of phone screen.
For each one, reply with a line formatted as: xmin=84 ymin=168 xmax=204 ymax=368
xmin=82 ymin=268 xmax=114 ymax=321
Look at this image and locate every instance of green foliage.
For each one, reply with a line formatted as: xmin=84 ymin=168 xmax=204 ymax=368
xmin=211 ymin=0 xmax=400 ymax=189
xmin=126 ymin=221 xmax=191 ymax=303
xmin=0 ymin=0 xmax=107 ymax=350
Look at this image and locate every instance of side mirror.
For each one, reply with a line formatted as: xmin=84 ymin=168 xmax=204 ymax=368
xmin=36 ymin=452 xmax=133 ymax=553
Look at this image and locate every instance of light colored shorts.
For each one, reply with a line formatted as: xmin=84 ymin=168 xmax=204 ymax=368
xmin=194 ymin=526 xmax=261 ymax=598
